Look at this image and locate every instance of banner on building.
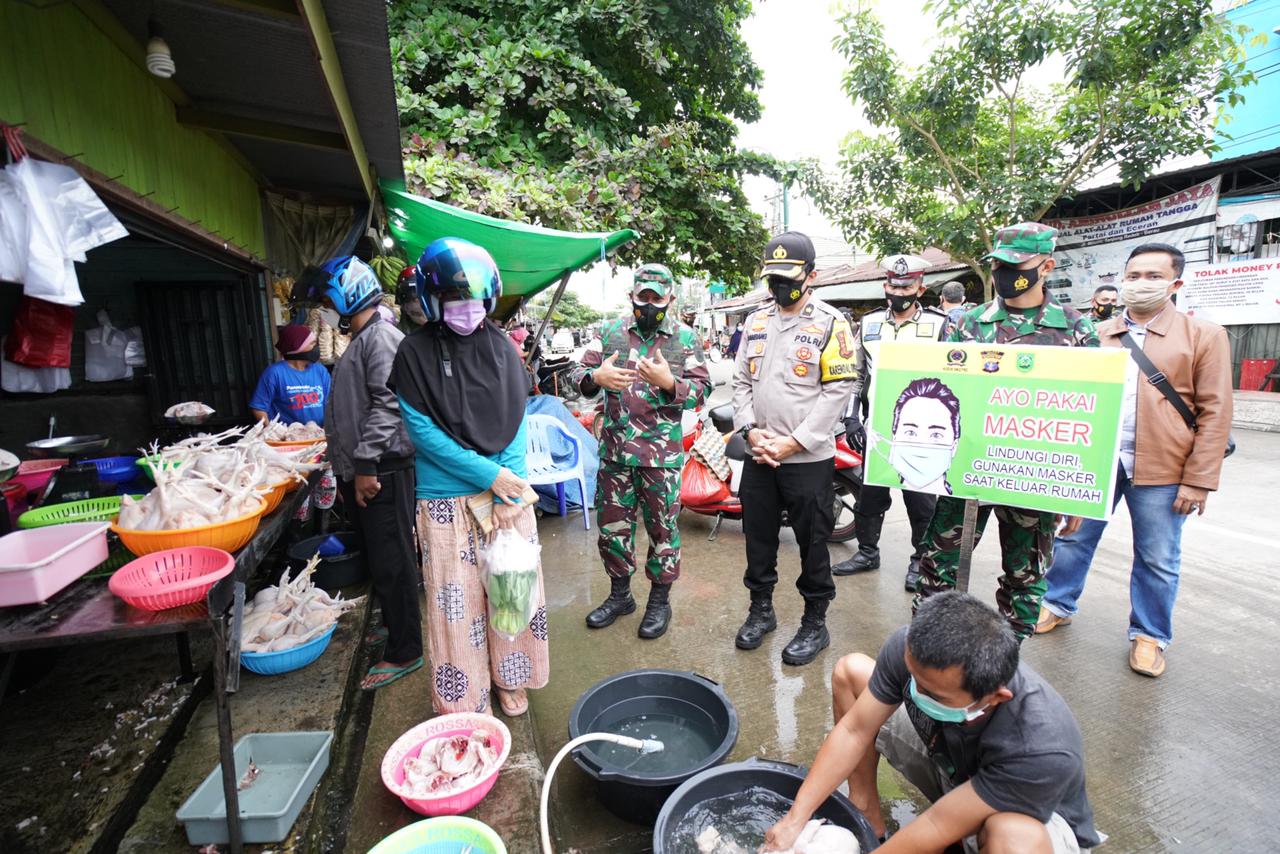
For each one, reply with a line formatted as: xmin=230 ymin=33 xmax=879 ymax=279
xmin=1045 ymin=176 xmax=1221 ymax=307
xmin=864 ymin=342 xmax=1127 ymax=520
xmin=1181 ymin=258 xmax=1280 ymax=326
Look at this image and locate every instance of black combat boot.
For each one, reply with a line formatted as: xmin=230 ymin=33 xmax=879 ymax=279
xmin=782 ymin=601 xmax=830 ymax=666
xmin=832 ymin=513 xmax=883 ymax=575
xmin=637 ymin=582 xmax=672 ymax=639
xmin=734 ymin=593 xmax=777 ymax=650
xmin=586 ymin=575 xmax=636 ymax=629
xmin=905 ymin=518 xmax=930 ymax=593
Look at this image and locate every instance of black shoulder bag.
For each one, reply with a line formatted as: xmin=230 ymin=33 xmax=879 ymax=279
xmin=1117 ymin=332 xmax=1235 ymax=458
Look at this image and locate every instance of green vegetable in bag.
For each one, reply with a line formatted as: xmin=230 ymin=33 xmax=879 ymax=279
xmin=480 ymin=530 xmax=541 ymax=640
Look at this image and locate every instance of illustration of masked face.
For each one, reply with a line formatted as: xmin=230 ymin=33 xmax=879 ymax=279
xmin=885 ymin=396 xmax=958 ymax=490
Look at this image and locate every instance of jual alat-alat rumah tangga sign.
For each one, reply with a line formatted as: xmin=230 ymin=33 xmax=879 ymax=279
xmin=864 ymin=342 xmax=1127 ymax=520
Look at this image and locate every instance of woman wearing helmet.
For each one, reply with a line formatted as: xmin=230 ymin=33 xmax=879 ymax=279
xmin=389 ymin=237 xmax=548 ymax=718
xmin=316 ymin=255 xmax=424 ymax=690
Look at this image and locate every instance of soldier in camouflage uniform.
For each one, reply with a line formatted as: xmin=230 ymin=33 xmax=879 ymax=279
xmin=913 ymin=223 xmax=1099 ymax=639
xmin=578 ymin=264 xmax=712 ymax=639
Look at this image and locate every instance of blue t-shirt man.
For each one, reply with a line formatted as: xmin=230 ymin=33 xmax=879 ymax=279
xmin=250 ymin=359 xmax=331 ymax=424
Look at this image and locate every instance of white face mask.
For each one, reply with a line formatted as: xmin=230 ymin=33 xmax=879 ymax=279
xmin=889 ymin=441 xmax=955 ymax=489
xmin=317 ymin=307 xmax=341 ymax=328
xmin=1120 ymin=279 xmax=1175 ymax=314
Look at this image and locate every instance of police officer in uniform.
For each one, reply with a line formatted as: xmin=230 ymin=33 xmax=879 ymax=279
xmin=732 ymin=232 xmax=858 ymax=666
xmin=835 ymin=255 xmax=949 ymax=592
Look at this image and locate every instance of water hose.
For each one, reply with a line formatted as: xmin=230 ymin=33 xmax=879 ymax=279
xmin=539 ymin=732 xmax=664 ymax=854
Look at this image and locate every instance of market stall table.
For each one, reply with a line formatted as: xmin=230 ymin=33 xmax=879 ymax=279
xmin=0 ymin=472 xmax=318 ymax=853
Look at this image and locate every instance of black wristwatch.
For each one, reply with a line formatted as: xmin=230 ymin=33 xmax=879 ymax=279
xmin=738 ymin=422 xmax=756 ymax=440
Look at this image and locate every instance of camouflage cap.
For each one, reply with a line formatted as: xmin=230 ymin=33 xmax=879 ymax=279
xmin=984 ymin=222 xmax=1059 ymax=264
xmin=633 ymin=263 xmax=675 ymax=297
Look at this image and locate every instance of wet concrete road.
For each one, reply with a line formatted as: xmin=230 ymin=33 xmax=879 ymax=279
xmin=531 ymin=425 xmax=1280 ymax=852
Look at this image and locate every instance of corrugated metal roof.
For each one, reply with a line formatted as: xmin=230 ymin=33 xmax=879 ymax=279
xmin=99 ymin=0 xmax=402 ymax=200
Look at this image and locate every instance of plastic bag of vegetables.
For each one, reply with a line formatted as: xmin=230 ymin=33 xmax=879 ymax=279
xmin=479 ymin=529 xmax=541 ymax=641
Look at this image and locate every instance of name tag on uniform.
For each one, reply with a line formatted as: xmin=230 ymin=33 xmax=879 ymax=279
xmin=865 ymin=321 xmax=882 ymax=338
xmin=916 ymin=322 xmax=936 ymax=338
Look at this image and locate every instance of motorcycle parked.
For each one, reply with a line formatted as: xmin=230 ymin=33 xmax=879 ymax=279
xmin=680 ymin=404 xmax=863 ymax=542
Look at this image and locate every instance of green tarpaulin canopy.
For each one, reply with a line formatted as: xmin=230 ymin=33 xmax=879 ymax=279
xmin=382 ymin=183 xmax=638 ymax=317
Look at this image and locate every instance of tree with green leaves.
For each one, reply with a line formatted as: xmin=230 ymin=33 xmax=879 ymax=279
xmin=803 ymin=0 xmax=1259 ymax=294
xmin=388 ymin=0 xmax=772 ymax=294
xmin=527 ymin=290 xmax=604 ymax=329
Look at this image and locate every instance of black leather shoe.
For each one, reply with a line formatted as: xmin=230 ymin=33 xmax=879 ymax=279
xmin=904 ymin=557 xmax=922 ymax=593
xmin=832 ymin=549 xmax=880 ymax=575
xmin=638 ymin=583 xmax=672 ymax=639
xmin=781 ymin=621 xmax=830 ymax=666
xmin=586 ymin=576 xmax=636 ymax=629
xmin=735 ymin=598 xmax=777 ymax=650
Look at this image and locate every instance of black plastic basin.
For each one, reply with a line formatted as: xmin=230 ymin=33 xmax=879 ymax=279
xmin=286 ymin=532 xmax=368 ymax=590
xmin=653 ymin=758 xmax=881 ymax=852
xmin=568 ymin=669 xmax=739 ymax=825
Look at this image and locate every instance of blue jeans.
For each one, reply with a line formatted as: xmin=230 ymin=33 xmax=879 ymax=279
xmin=1043 ymin=467 xmax=1186 ymax=647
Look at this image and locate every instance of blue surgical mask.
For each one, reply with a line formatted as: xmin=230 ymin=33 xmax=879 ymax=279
xmin=909 ymin=676 xmax=988 ymax=723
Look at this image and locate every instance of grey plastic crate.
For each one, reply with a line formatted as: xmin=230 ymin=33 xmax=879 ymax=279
xmin=176 ymin=731 xmax=333 ymax=845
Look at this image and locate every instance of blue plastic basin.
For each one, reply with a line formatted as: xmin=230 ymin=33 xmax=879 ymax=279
xmin=241 ymin=625 xmax=335 ymax=675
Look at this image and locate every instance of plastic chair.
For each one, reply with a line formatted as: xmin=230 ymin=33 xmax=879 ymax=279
xmin=524 ymin=414 xmax=591 ymax=530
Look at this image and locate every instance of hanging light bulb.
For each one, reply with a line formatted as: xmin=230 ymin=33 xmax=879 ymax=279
xmin=146 ymin=19 xmax=175 ymax=78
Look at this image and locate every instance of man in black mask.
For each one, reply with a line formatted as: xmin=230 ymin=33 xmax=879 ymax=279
xmin=1089 ymin=284 xmax=1118 ymax=323
xmin=835 ymin=255 xmax=948 ymax=591
xmin=579 ymin=264 xmax=712 ymax=639
xmin=732 ymin=231 xmax=857 ymax=666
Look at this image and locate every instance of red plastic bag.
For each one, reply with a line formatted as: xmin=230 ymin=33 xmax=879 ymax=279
xmin=3 ymin=296 xmax=75 ymax=368
xmin=680 ymin=455 xmax=730 ymax=506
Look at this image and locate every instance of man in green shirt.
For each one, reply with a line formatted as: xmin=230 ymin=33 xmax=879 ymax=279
xmin=578 ymin=264 xmax=712 ymax=638
xmin=913 ymin=223 xmax=1098 ymax=639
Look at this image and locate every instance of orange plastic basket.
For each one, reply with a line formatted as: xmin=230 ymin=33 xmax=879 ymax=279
xmin=266 ymin=438 xmax=325 ymax=450
xmin=111 ymin=498 xmax=267 ymax=557
xmin=258 ymin=481 xmax=290 ymax=515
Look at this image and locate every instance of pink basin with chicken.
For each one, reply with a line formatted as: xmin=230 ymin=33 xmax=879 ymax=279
xmin=381 ymin=713 xmax=512 ymax=816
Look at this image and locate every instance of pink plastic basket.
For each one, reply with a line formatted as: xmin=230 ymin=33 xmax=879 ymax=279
xmin=108 ymin=547 xmax=235 ymax=611
xmin=11 ymin=459 xmax=68 ymax=498
xmin=381 ymin=714 xmax=512 ymax=816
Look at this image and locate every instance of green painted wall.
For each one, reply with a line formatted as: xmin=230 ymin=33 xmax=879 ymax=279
xmin=0 ymin=2 xmax=266 ymax=257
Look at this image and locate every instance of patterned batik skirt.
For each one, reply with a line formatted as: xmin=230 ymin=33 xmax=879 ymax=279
xmin=417 ymin=496 xmax=550 ymax=715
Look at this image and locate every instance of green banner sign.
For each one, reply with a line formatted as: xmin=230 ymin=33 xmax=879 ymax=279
xmin=864 ymin=342 xmax=1127 ymax=519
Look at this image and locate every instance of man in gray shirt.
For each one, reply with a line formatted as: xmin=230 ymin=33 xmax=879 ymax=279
xmin=314 ymin=256 xmax=422 ymax=691
xmin=765 ymin=592 xmax=1101 ymax=853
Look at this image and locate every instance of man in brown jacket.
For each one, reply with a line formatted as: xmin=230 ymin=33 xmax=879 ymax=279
xmin=1035 ymin=243 xmax=1233 ymax=677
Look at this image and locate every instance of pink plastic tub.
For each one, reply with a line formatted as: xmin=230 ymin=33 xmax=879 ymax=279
xmin=11 ymin=459 xmax=68 ymax=498
xmin=381 ymin=713 xmax=512 ymax=816
xmin=0 ymin=522 xmax=110 ymax=606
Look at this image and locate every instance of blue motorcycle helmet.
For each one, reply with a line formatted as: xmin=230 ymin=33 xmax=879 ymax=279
xmin=414 ymin=237 xmax=502 ymax=323
xmin=316 ymin=255 xmax=382 ymax=316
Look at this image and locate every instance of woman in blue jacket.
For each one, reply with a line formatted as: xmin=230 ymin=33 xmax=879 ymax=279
xmin=389 ymin=238 xmax=548 ymax=717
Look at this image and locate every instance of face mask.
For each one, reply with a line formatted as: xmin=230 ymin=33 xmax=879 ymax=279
xmin=909 ymin=676 xmax=988 ymax=723
xmin=887 ymin=293 xmax=917 ymax=313
xmin=769 ymin=278 xmax=806 ymax=307
xmin=442 ymin=299 xmax=487 ymax=336
xmin=318 ymin=307 xmax=341 ymax=329
xmin=403 ymin=300 xmax=429 ymax=327
xmin=1120 ymin=279 xmax=1175 ymax=314
xmin=633 ymin=301 xmax=667 ymax=332
xmin=888 ymin=441 xmax=954 ymax=489
xmin=993 ymin=264 xmax=1043 ymax=300
xmin=1093 ymin=303 xmax=1115 ymax=320
xmin=291 ymin=345 xmax=320 ymax=364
